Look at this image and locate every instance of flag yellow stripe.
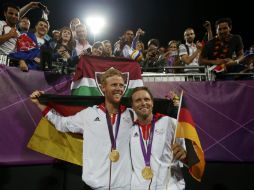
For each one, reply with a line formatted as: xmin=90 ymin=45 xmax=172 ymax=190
xmin=190 ymin=144 xmax=206 ymax=181
xmin=27 ymin=117 xmax=83 ymax=166
xmin=176 ymin=121 xmax=202 ymax=149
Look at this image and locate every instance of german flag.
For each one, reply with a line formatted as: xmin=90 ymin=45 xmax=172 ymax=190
xmin=176 ymin=92 xmax=205 ymax=182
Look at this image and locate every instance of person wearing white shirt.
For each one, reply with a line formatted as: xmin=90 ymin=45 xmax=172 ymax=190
xmin=130 ymin=87 xmax=186 ymax=190
xmin=30 ymin=68 xmax=133 ymax=190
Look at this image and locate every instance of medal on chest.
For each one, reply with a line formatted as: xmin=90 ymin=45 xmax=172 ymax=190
xmin=106 ymin=109 xmax=121 ymax=162
xmin=142 ymin=166 xmax=153 ymax=180
xmin=109 ymin=149 xmax=120 ymax=162
xmin=138 ymin=116 xmax=155 ymax=180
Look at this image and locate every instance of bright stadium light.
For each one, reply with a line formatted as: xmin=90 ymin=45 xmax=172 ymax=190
xmin=86 ymin=16 xmax=106 ymax=42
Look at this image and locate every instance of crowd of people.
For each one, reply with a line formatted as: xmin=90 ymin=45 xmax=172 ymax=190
xmin=0 ymin=2 xmax=253 ymax=80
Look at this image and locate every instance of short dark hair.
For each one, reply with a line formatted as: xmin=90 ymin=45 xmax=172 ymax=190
xmin=36 ymin=18 xmax=50 ymax=29
xmin=215 ymin=17 xmax=232 ymax=29
xmin=3 ymin=3 xmax=20 ymax=13
xmin=92 ymin=41 xmax=104 ymax=49
xmin=102 ymin=40 xmax=111 ymax=44
xmin=130 ymin=86 xmax=154 ymax=104
xmin=147 ymin=39 xmax=160 ymax=48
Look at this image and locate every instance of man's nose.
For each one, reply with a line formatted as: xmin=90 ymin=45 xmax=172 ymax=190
xmin=140 ymin=99 xmax=146 ymax=105
xmin=115 ymin=85 xmax=123 ymax=90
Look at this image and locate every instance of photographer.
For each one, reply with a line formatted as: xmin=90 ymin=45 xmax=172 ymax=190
xmin=52 ymin=27 xmax=77 ymax=73
xmin=140 ymin=39 xmax=166 ymax=73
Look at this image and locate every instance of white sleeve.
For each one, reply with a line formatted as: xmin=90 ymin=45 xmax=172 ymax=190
xmin=122 ymin=45 xmax=132 ymax=58
xmin=45 ymin=108 xmax=87 ymax=134
xmin=0 ymin=21 xmax=4 ymax=35
xmin=178 ymin=44 xmax=188 ymax=57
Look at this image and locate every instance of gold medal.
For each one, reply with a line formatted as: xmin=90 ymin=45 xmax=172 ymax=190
xmin=142 ymin=166 xmax=153 ymax=180
xmin=109 ymin=149 xmax=120 ymax=162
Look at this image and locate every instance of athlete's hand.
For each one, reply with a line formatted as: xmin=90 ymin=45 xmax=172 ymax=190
xmin=30 ymin=90 xmax=47 ymax=111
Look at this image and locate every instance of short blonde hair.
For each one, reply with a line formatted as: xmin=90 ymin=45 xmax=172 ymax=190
xmin=101 ymin=68 xmax=124 ymax=85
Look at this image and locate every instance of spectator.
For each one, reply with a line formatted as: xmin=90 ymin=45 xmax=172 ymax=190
xmin=74 ymin=24 xmax=91 ymax=56
xmin=18 ymin=17 xmax=30 ymax=33
xmin=199 ymin=17 xmax=244 ymax=80
xmin=91 ymin=41 xmax=104 ymax=56
xmin=52 ymin=30 xmax=60 ymax=42
xmin=0 ymin=3 xmax=20 ymax=55
xmin=53 ymin=27 xmax=77 ymax=72
xmin=9 ymin=18 xmax=50 ymax=71
xmin=140 ymin=38 xmax=166 ymax=72
xmin=69 ymin=17 xmax=81 ymax=39
xmin=245 ymin=44 xmax=254 ymax=55
xmin=179 ymin=28 xmax=203 ymax=73
xmin=164 ymin=40 xmax=183 ymax=73
xmin=102 ymin=40 xmax=113 ymax=57
xmin=113 ymin=29 xmax=134 ymax=57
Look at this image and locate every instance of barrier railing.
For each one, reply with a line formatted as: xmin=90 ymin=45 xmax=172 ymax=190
xmin=0 ymin=55 xmax=10 ymax=66
xmin=1 ymin=56 xmax=254 ymax=81
xmin=142 ymin=66 xmax=208 ymax=82
xmin=141 ymin=66 xmax=254 ymax=81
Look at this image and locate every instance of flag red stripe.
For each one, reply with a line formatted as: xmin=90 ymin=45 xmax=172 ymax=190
xmin=179 ymin=107 xmax=196 ymax=127
xmin=49 ymin=103 xmax=86 ymax=116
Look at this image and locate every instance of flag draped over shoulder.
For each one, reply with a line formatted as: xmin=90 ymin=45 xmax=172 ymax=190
xmin=176 ymin=94 xmax=205 ymax=182
xmin=27 ymin=95 xmax=90 ymax=166
xmin=27 ymin=94 xmax=174 ymax=166
xmin=71 ymin=55 xmax=143 ymax=96
xmin=28 ymin=95 xmax=108 ymax=166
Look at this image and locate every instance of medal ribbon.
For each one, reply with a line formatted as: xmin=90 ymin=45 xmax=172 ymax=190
xmin=138 ymin=115 xmax=155 ymax=167
xmin=106 ymin=107 xmax=121 ymax=150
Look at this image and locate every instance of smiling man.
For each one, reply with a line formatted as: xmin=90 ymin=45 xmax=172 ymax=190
xmin=130 ymin=86 xmax=186 ymax=190
xmin=199 ymin=17 xmax=244 ymax=80
xmin=30 ymin=68 xmax=133 ymax=190
xmin=0 ymin=3 xmax=20 ymax=55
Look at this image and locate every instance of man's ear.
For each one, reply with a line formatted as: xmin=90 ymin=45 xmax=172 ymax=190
xmin=101 ymin=84 xmax=106 ymax=93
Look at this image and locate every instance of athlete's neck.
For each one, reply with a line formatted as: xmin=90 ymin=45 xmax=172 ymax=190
xmin=105 ymin=102 xmax=119 ymax=114
xmin=138 ymin=114 xmax=153 ymax=125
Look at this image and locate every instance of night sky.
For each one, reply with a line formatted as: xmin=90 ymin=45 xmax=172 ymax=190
xmin=2 ymin=0 xmax=253 ymax=49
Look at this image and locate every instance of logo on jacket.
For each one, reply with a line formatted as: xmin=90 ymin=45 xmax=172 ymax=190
xmin=94 ymin=117 xmax=100 ymax=121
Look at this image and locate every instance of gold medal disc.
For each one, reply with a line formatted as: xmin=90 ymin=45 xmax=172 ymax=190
xmin=142 ymin=166 xmax=153 ymax=180
xmin=109 ymin=149 xmax=120 ymax=162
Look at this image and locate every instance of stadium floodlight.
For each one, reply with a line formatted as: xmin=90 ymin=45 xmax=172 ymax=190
xmin=86 ymin=16 xmax=106 ymax=42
